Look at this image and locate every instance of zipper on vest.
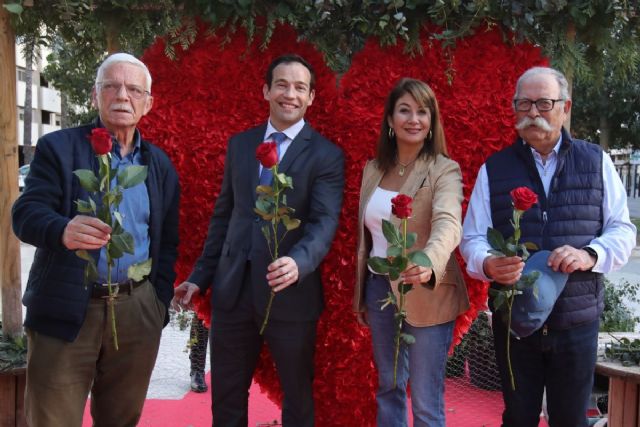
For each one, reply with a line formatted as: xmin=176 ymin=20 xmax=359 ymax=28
xmin=542 ymin=211 xmax=548 ymax=224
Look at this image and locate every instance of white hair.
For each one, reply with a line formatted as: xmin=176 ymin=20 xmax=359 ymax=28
xmin=95 ymin=53 xmax=152 ymax=93
xmin=514 ymin=66 xmax=570 ymax=102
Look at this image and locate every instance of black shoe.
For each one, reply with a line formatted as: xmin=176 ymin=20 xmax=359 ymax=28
xmin=190 ymin=371 xmax=207 ymax=393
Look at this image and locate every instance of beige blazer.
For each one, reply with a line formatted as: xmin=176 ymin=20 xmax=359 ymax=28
xmin=354 ymin=154 xmax=470 ymax=327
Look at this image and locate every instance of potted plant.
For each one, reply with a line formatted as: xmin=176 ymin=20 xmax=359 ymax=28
xmin=0 ymin=321 xmax=27 ymax=426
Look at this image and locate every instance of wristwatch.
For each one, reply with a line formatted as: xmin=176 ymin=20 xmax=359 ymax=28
xmin=583 ymin=246 xmax=598 ymax=263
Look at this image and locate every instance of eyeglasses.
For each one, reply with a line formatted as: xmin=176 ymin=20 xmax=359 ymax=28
xmin=513 ymin=98 xmax=564 ymax=112
xmin=97 ymin=81 xmax=150 ymax=99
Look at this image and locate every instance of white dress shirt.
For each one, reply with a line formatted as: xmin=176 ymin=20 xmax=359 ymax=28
xmin=460 ymin=137 xmax=637 ymax=282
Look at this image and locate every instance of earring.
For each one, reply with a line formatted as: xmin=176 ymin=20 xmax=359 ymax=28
xmin=427 ymin=129 xmax=433 ymax=141
xmin=388 ymin=128 xmax=395 ymax=138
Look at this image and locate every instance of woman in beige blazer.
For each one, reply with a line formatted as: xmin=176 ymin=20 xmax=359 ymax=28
xmin=354 ymin=78 xmax=469 ymax=427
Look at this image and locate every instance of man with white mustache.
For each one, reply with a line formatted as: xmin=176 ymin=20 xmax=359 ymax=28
xmin=460 ymin=66 xmax=635 ymax=426
xmin=12 ymin=53 xmax=180 ymax=427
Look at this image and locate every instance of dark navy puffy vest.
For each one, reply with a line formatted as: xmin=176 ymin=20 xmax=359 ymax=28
xmin=486 ymin=129 xmax=604 ymax=330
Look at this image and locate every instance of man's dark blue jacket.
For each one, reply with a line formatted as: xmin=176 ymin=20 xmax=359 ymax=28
xmin=12 ymin=122 xmax=180 ymax=342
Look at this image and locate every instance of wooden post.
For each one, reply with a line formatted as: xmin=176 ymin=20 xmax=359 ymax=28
xmin=0 ymin=1 xmax=23 ymax=338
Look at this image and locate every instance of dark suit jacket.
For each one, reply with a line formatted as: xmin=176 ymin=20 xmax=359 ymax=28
xmin=188 ymin=122 xmax=344 ymax=321
xmin=12 ymin=121 xmax=180 ymax=342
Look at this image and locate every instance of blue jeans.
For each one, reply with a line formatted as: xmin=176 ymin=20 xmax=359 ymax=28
xmin=492 ymin=314 xmax=599 ymax=427
xmin=365 ymin=273 xmax=454 ymax=427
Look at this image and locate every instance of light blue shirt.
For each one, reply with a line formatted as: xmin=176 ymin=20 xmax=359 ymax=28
xmin=97 ymin=129 xmax=150 ymax=283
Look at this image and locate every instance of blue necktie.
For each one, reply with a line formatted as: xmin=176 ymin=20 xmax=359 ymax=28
xmin=259 ymin=132 xmax=286 ymax=186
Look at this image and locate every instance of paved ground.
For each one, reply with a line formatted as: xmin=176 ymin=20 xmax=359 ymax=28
xmin=7 ymin=196 xmax=640 ymax=400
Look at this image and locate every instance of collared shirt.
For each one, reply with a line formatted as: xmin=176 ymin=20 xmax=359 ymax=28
xmin=460 ymin=135 xmax=637 ymax=282
xmin=258 ymin=118 xmax=305 ymax=176
xmin=97 ymin=128 xmax=150 ymax=283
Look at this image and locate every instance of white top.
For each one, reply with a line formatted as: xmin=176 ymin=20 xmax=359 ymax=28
xmin=460 ymin=137 xmax=637 ymax=282
xmin=258 ymin=119 xmax=304 ymax=175
xmin=365 ymin=186 xmax=398 ymax=260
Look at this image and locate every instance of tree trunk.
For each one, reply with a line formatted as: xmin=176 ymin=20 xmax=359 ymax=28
xmin=22 ymin=36 xmax=34 ymax=164
xmin=599 ymin=112 xmax=611 ymax=151
xmin=563 ymin=20 xmax=576 ymax=134
xmin=0 ymin=2 xmax=24 ymax=338
xmin=60 ymin=91 xmax=70 ymax=129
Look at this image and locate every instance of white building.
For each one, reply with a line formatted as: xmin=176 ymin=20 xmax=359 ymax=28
xmin=15 ymin=43 xmax=62 ymax=164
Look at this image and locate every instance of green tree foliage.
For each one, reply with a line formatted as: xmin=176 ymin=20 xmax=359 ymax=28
xmin=4 ymin=0 xmax=640 ymax=135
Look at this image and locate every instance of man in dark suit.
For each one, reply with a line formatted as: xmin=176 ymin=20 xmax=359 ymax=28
xmin=173 ymin=54 xmax=345 ymax=427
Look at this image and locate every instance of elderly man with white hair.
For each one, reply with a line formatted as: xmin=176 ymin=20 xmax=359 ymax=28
xmin=12 ymin=53 xmax=180 ymax=427
xmin=460 ymin=66 xmax=636 ymax=427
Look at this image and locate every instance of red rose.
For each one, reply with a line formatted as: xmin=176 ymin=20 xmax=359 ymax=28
xmin=510 ymin=186 xmax=538 ymax=211
xmin=256 ymin=142 xmax=278 ymax=169
xmin=89 ymin=128 xmax=112 ymax=155
xmin=391 ymin=194 xmax=413 ymax=219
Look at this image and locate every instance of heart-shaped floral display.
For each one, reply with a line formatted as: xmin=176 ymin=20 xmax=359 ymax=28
xmin=140 ymin=23 xmax=545 ymax=426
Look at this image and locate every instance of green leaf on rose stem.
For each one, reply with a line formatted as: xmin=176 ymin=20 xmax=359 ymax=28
xmin=256 ymin=185 xmax=274 ymax=195
xmin=100 ymin=174 xmax=109 ymax=193
xmin=391 ymin=256 xmax=408 ymax=273
xmin=520 ymin=244 xmax=530 ymax=261
xmin=487 ymin=227 xmax=506 ymax=252
xmin=282 ymin=215 xmax=301 ymax=231
xmin=524 ymin=242 xmax=539 ymax=251
xmin=367 ymin=257 xmax=391 ymax=274
xmin=401 ymin=333 xmax=416 ymax=345
xmin=108 ymin=242 xmax=123 ymax=259
xmin=275 ymin=173 xmax=288 ymax=187
xmin=128 ymin=258 xmax=152 ymax=282
xmin=95 ymin=204 xmax=110 ymax=225
xmin=113 ymin=211 xmax=124 ymax=228
xmin=382 ymin=219 xmax=402 ymax=246
xmin=117 ymin=165 xmax=148 ymax=189
xmin=254 ymin=208 xmax=273 ymax=221
xmin=278 ymin=206 xmax=295 ymax=215
xmin=505 ymin=242 xmax=517 ymax=257
xmin=387 ymin=246 xmax=402 ymax=258
xmin=388 ymin=269 xmax=400 ymax=281
xmin=488 ymin=249 xmax=506 ymax=257
xmin=405 ymin=232 xmax=417 ymax=249
xmin=75 ymin=199 xmax=94 ymax=214
xmin=379 ymin=294 xmax=396 ymax=310
xmin=110 ymin=231 xmax=135 ymax=258
xmin=491 ymin=289 xmax=507 ymax=312
xmin=89 ymin=197 xmax=97 ymax=213
xmin=256 ymin=197 xmax=273 ymax=213
xmin=408 ymin=251 xmax=431 ymax=268
xmin=83 ymin=260 xmax=98 ymax=284
xmin=261 ymin=224 xmax=271 ymax=242
xmin=73 ymin=169 xmax=99 ymax=192
xmin=399 ymin=282 xmax=413 ymax=294
xmin=285 ymin=176 xmax=293 ymax=189
xmin=75 ymin=249 xmax=93 ymax=262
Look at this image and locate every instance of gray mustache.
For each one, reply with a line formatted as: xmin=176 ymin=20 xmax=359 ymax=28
xmin=515 ymin=116 xmax=552 ymax=132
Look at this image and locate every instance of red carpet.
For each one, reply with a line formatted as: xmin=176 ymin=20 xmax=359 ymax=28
xmin=82 ymin=374 xmax=550 ymax=426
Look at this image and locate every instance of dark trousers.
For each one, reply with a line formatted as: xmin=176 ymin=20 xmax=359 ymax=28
xmin=210 ymin=265 xmax=317 ymax=427
xmin=492 ymin=314 xmax=599 ymax=427
xmin=190 ymin=315 xmax=209 ymax=373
